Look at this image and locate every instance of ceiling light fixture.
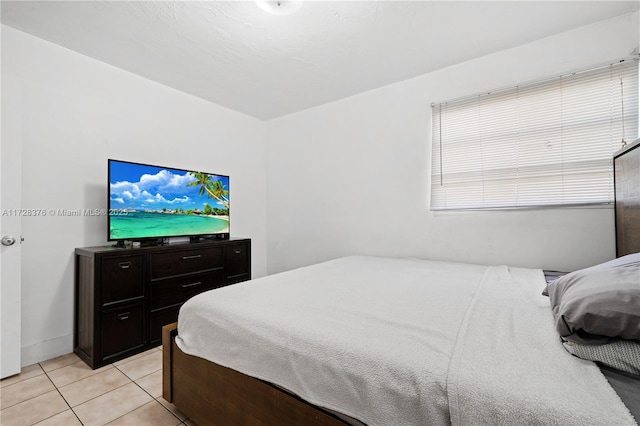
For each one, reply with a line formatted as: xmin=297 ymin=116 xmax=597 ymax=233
xmin=256 ymin=0 xmax=303 ymax=16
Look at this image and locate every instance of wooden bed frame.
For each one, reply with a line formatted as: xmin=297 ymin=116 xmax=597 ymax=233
xmin=162 ymin=323 xmax=349 ymax=426
xmin=163 ymin=139 xmax=640 ymax=425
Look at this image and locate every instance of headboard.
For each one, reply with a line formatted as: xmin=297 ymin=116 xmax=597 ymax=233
xmin=614 ymin=138 xmax=640 ymax=257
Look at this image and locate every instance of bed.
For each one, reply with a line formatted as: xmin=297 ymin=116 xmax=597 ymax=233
xmin=163 ymin=140 xmax=640 ymax=426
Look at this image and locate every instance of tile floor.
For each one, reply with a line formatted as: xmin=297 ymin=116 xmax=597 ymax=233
xmin=0 ymin=347 xmax=195 ymax=426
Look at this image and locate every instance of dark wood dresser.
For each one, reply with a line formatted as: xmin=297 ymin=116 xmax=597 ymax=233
xmin=614 ymin=138 xmax=640 ymax=257
xmin=74 ymin=238 xmax=251 ymax=369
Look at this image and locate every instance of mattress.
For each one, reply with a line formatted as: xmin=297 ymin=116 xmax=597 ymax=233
xmin=176 ymin=256 xmax=636 ymax=426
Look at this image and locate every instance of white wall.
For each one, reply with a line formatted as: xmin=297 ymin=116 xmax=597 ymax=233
xmin=1 ymin=25 xmax=268 ymax=366
xmin=266 ymin=12 xmax=639 ymax=275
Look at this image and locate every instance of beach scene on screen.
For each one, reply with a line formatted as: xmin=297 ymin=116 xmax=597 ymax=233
xmin=109 ymin=162 xmax=229 ymax=239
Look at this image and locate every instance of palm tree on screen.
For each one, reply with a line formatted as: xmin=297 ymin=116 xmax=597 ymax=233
xmin=210 ymin=179 xmax=229 ymax=209
xmin=187 ymin=172 xmax=230 ymax=210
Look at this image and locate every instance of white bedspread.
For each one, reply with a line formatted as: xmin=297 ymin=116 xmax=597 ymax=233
xmin=176 ymin=256 xmax=636 ymax=426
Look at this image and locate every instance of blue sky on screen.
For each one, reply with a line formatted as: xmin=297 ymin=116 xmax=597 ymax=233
xmin=109 ymin=161 xmax=228 ymax=211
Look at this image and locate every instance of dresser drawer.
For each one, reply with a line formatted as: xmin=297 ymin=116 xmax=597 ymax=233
xmin=150 ymin=246 xmax=223 ymax=279
xmin=101 ymin=302 xmax=144 ymax=360
xmin=225 ymin=243 xmax=251 ymax=284
xmin=149 ymin=306 xmax=180 ymax=345
xmin=150 ymin=269 xmax=225 ymax=310
xmin=100 ymin=254 xmax=145 ymax=305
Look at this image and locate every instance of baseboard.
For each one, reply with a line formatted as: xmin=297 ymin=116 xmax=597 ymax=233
xmin=21 ymin=334 xmax=73 ymax=367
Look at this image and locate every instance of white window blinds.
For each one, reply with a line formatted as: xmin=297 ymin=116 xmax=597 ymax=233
xmin=431 ymin=60 xmax=638 ymax=211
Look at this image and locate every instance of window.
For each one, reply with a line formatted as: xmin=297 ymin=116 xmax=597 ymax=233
xmin=431 ymin=60 xmax=638 ymax=211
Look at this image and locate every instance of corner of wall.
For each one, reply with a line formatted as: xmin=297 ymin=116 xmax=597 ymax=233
xmin=22 ymin=334 xmax=73 ymax=367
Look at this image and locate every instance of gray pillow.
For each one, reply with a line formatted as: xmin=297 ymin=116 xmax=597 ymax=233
xmin=547 ymin=253 xmax=640 ymax=345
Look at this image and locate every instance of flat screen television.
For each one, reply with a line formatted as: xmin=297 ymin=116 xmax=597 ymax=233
xmin=108 ymin=159 xmax=230 ymax=242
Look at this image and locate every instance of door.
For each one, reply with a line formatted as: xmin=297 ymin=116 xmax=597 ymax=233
xmin=1 ymin=72 xmax=22 ymax=379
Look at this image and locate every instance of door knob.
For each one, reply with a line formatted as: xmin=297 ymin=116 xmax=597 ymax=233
xmin=1 ymin=236 xmax=16 ymax=246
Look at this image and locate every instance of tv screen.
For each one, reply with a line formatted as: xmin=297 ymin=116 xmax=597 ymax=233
xmin=108 ymin=159 xmax=230 ymax=241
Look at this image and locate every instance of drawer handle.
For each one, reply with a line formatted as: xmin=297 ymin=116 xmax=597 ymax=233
xmin=234 ymin=249 xmax=242 ymax=254
xmin=181 ymin=254 xmax=202 ymax=260
xmin=117 ymin=312 xmax=130 ymax=321
xmin=180 ymin=281 xmax=202 ymax=289
xmin=118 ymin=262 xmax=131 ymax=269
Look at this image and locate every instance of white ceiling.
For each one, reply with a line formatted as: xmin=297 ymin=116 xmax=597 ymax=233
xmin=2 ymin=1 xmax=639 ymax=120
